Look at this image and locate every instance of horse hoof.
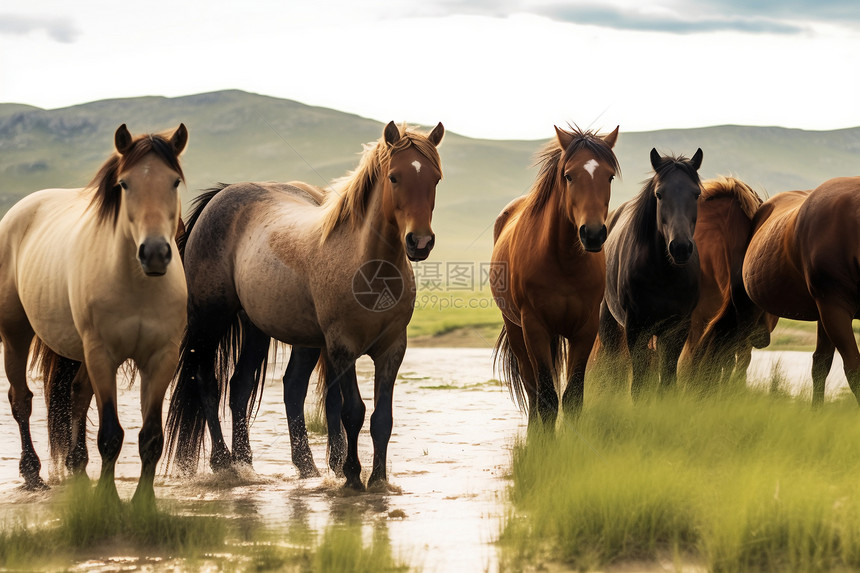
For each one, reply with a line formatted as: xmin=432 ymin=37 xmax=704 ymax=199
xmin=22 ymin=476 xmax=49 ymax=491
xmin=297 ymin=465 xmax=321 ymax=479
xmin=343 ymin=476 xmax=366 ymax=491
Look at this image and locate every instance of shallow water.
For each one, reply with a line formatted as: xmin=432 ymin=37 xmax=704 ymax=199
xmin=0 ymin=347 xmax=851 ymax=571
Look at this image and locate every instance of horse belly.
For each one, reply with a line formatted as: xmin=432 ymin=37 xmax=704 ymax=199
xmin=237 ymin=264 xmax=325 ymax=346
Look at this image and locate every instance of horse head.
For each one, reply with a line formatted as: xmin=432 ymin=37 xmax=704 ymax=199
xmin=381 ymin=121 xmax=444 ymax=262
xmin=650 ymin=147 xmax=703 ymax=265
xmin=112 ymin=123 xmax=187 ymax=276
xmin=554 ymin=126 xmax=619 ymax=252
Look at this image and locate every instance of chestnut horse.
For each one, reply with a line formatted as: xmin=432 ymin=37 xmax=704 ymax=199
xmin=599 ymin=148 xmax=703 ymax=398
xmin=0 ymin=124 xmax=188 ymax=504
xmin=680 ymin=176 xmax=774 ymax=385
xmin=743 ymin=177 xmax=860 ymax=406
xmin=492 ymin=126 xmax=620 ymax=426
xmin=166 ymin=122 xmax=444 ymax=490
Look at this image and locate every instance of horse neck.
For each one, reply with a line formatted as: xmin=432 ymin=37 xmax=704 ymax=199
xmin=353 ymin=181 xmax=406 ymax=263
xmin=531 ymin=189 xmax=581 ymax=261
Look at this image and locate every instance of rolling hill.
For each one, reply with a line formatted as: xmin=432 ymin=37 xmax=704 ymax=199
xmin=1 ymin=89 xmax=858 ymax=264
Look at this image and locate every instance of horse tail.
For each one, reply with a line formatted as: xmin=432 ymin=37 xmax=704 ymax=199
xmin=166 ymin=306 xmax=250 ymax=473
xmin=32 ymin=340 xmax=81 ymax=468
xmin=494 ymin=325 xmax=528 ymax=412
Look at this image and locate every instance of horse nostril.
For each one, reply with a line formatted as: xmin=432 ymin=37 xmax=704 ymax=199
xmin=405 ymin=233 xmax=417 ymax=250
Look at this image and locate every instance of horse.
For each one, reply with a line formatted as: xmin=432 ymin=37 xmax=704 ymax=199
xmin=679 ymin=176 xmax=775 ymax=386
xmin=491 ymin=125 xmax=620 ymax=427
xmin=0 ymin=124 xmax=188 ymax=505
xmin=598 ymin=147 xmax=703 ymax=398
xmin=165 ymin=121 xmax=444 ymax=490
xmin=742 ymin=177 xmax=860 ymax=406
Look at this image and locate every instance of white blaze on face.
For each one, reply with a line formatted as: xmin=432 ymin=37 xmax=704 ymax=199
xmin=583 ymin=159 xmax=599 ymax=179
xmin=412 ymin=160 xmax=422 ymax=174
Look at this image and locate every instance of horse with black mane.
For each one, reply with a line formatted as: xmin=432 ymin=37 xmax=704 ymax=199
xmin=599 ymin=148 xmax=703 ymax=397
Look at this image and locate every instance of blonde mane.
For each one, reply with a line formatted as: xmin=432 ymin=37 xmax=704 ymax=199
xmin=319 ymin=125 xmax=442 ymax=241
xmin=701 ymin=175 xmax=763 ymax=220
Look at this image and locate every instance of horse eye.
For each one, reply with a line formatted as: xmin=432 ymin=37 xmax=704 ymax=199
xmin=609 ymin=175 xmax=615 ymax=182
xmin=655 ymin=192 xmax=662 ymax=200
xmin=174 ymin=179 xmax=181 ymax=189
xmin=388 ymin=175 xmax=398 ymax=184
xmin=564 ymin=174 xmax=572 ymax=183
xmin=119 ymin=180 xmax=128 ymax=190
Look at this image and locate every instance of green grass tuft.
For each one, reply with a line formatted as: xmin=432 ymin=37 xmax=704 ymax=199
xmin=501 ymin=379 xmax=860 ymax=571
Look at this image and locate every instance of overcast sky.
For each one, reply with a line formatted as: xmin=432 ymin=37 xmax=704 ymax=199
xmin=1 ymin=0 xmax=859 ymax=139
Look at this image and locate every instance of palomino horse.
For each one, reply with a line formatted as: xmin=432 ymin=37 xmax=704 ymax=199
xmin=680 ymin=176 xmax=775 ymax=385
xmin=599 ymin=148 xmax=703 ymax=398
xmin=166 ymin=122 xmax=444 ymax=489
xmin=492 ymin=126 xmax=620 ymax=426
xmin=0 ymin=124 xmax=188 ymax=504
xmin=742 ymin=177 xmax=860 ymax=406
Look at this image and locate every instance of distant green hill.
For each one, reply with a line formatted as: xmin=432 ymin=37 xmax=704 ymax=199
xmin=1 ymin=89 xmax=858 ymax=264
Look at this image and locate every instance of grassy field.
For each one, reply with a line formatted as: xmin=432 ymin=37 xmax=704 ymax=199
xmin=499 ymin=375 xmax=860 ymax=572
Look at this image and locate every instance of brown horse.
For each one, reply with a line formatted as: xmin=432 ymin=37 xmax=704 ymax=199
xmin=743 ymin=177 xmax=860 ymax=406
xmin=0 ymin=124 xmax=188 ymax=504
xmin=166 ymin=122 xmax=444 ymax=490
xmin=680 ymin=176 xmax=774 ymax=385
xmin=492 ymin=126 xmax=620 ymax=426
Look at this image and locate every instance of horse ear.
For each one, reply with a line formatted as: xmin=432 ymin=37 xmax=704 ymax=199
xmin=115 ymin=124 xmax=133 ymax=155
xmin=428 ymin=122 xmax=444 ymax=147
xmin=602 ymin=126 xmax=619 ymax=148
xmin=384 ymin=121 xmax=401 ymax=146
xmin=555 ymin=126 xmax=573 ymax=151
xmin=650 ymin=148 xmax=662 ymax=171
xmin=691 ymin=148 xmax=704 ymax=171
xmin=171 ymin=123 xmax=188 ymax=155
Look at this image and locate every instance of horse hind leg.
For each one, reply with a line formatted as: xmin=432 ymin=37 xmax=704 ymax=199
xmin=228 ymin=320 xmax=271 ymax=466
xmin=814 ymin=303 xmax=857 ymax=406
xmin=4 ymin=326 xmax=47 ymax=490
xmin=282 ymin=346 xmax=323 ymax=478
xmin=811 ymin=321 xmax=835 ymax=407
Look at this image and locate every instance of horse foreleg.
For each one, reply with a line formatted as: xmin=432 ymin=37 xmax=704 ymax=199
xmin=657 ymin=322 xmax=689 ymax=391
xmin=84 ymin=348 xmax=123 ymax=505
xmin=811 ymin=321 xmax=835 ymax=407
xmin=324 ymin=362 xmax=347 ymax=476
xmin=4 ymin=329 xmax=47 ymax=490
xmin=626 ymin=326 xmax=651 ymax=401
xmin=326 ymin=346 xmax=364 ymax=490
xmin=562 ymin=328 xmax=597 ymax=419
xmin=282 ymin=346 xmax=323 ymax=478
xmin=131 ymin=345 xmax=179 ymax=508
xmin=228 ymin=324 xmax=271 ymax=466
xmin=521 ymin=314 xmax=558 ymax=428
xmin=368 ymin=340 xmax=406 ymax=487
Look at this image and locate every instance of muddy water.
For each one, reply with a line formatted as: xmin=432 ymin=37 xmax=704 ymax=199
xmin=0 ymin=347 xmax=850 ymax=571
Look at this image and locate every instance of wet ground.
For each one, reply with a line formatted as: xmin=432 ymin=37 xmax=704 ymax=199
xmin=0 ymin=347 xmax=852 ymax=571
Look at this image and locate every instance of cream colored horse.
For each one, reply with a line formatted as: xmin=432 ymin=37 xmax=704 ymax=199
xmin=0 ymin=124 xmax=188 ymax=505
xmin=166 ymin=121 xmax=443 ymax=490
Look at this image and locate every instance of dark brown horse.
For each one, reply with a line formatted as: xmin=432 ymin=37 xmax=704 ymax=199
xmin=166 ymin=122 xmax=444 ymax=490
xmin=742 ymin=177 xmax=860 ymax=405
xmin=680 ymin=176 xmax=774 ymax=385
xmin=599 ymin=148 xmax=703 ymax=398
xmin=492 ymin=126 xmax=620 ymax=426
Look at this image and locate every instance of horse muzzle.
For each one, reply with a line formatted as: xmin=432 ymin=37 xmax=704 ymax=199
xmin=668 ymin=239 xmax=694 ymax=266
xmin=579 ymin=224 xmax=608 ymax=253
xmin=405 ymin=232 xmax=435 ymax=262
xmin=138 ymin=237 xmax=172 ymax=276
